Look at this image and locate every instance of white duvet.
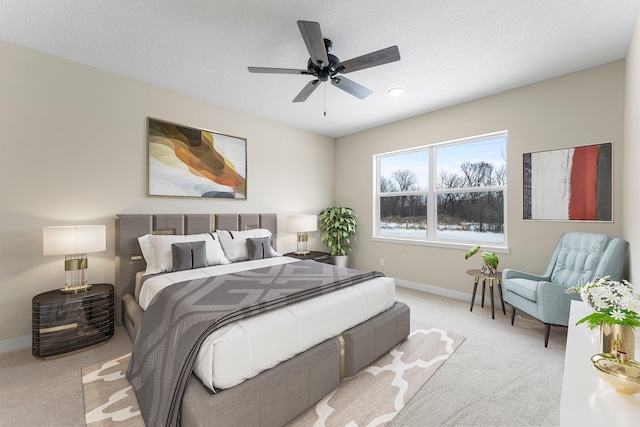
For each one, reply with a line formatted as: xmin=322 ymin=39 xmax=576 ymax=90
xmin=138 ymin=257 xmax=395 ymax=391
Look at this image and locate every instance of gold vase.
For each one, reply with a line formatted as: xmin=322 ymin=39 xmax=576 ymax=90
xmin=601 ymin=323 xmax=635 ymax=360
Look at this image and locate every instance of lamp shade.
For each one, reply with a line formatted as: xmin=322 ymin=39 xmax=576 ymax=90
xmin=287 ymin=215 xmax=317 ymax=233
xmin=43 ymin=225 xmax=106 ymax=255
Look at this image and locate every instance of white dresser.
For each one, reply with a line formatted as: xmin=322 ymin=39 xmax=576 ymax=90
xmin=560 ymin=300 xmax=640 ymax=426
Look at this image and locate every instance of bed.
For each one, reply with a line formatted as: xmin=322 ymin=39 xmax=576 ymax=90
xmin=115 ymin=213 xmax=410 ymax=427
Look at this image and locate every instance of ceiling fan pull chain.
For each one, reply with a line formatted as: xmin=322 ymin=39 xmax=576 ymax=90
xmin=324 ymin=82 xmax=327 ymax=116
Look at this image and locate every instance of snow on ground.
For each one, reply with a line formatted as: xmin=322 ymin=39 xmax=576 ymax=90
xmin=380 ymin=223 xmax=504 ymax=243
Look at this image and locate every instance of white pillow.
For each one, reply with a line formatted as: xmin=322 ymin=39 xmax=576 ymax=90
xmin=138 ymin=234 xmax=158 ymax=275
xmin=138 ymin=232 xmax=229 ymax=275
xmin=216 ymin=229 xmax=279 ymax=262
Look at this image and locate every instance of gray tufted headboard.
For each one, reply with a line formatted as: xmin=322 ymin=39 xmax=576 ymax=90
xmin=114 ymin=213 xmax=277 ymax=325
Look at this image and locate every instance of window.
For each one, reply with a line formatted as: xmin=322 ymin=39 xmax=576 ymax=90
xmin=374 ymin=131 xmax=507 ymax=246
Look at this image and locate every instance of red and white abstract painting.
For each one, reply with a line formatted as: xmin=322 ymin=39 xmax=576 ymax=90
xmin=523 ymin=143 xmax=612 ymax=221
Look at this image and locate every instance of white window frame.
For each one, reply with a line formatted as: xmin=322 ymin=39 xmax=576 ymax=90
xmin=372 ymin=131 xmax=508 ymax=252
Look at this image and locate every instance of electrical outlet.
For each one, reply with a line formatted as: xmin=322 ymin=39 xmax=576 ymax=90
xmin=379 ymin=258 xmax=384 ymax=266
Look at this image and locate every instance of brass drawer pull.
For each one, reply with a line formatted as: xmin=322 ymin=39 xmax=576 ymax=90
xmin=40 ymin=323 xmax=78 ymax=334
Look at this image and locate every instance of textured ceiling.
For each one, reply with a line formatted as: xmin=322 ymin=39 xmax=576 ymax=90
xmin=1 ymin=1 xmax=639 ymax=138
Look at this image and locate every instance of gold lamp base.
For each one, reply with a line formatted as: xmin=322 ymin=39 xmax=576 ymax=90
xmin=296 ymin=232 xmax=310 ymax=255
xmin=60 ymin=284 xmax=92 ymax=293
xmin=61 ymin=254 xmax=91 ymax=293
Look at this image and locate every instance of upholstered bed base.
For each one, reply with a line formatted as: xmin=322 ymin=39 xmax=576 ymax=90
xmin=181 ymin=301 xmax=409 ymax=427
xmin=122 ymin=296 xmax=410 ymax=427
xmin=122 ymin=293 xmax=143 ymax=340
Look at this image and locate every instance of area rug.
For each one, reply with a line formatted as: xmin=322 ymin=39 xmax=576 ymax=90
xmin=82 ymin=323 xmax=464 ymax=427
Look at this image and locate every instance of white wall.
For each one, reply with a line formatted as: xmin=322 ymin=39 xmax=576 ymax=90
xmin=624 ymin=11 xmax=640 ymax=288
xmin=0 ymin=40 xmax=335 ymax=349
xmin=336 ymin=61 xmax=626 ymax=297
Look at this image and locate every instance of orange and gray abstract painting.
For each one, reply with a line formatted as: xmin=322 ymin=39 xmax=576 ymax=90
xmin=148 ymin=118 xmax=246 ymax=199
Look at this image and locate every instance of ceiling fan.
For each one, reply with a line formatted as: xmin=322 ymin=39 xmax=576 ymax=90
xmin=248 ymin=20 xmax=401 ymax=103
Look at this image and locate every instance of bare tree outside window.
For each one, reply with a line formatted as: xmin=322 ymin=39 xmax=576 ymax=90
xmin=378 ymin=150 xmax=429 ymax=238
xmin=376 ymin=133 xmax=507 ymax=244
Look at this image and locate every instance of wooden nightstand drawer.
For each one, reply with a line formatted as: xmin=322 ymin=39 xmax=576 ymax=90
xmin=32 ymin=284 xmax=114 ymax=358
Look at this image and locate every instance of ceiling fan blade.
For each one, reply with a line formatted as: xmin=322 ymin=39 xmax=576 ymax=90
xmin=248 ymin=67 xmax=310 ymax=75
xmin=293 ymin=80 xmax=321 ymax=102
xmin=337 ymin=46 xmax=401 ymax=74
xmin=297 ymin=20 xmax=329 ymax=67
xmin=331 ymin=76 xmax=372 ymax=100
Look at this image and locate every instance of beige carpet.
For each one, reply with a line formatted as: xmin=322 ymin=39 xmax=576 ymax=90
xmin=82 ymin=325 xmax=463 ymax=427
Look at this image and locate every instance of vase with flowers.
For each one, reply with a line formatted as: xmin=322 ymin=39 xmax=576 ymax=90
xmin=566 ymin=277 xmax=640 ymax=359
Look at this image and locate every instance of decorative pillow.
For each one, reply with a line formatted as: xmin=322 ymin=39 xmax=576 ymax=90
xmin=138 ymin=232 xmax=229 ymax=275
xmin=247 ymin=237 xmax=274 ymax=260
xmin=138 ymin=234 xmax=157 ymax=275
xmin=171 ymin=241 xmax=207 ymax=272
xmin=217 ymin=229 xmax=279 ymax=262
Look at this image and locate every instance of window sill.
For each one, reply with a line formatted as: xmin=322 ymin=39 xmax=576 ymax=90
xmin=371 ymin=235 xmax=511 ymax=254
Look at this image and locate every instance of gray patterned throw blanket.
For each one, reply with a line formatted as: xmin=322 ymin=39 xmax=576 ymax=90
xmin=126 ymin=260 xmax=384 ymax=427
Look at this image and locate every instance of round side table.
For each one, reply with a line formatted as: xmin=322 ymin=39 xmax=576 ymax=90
xmin=466 ymin=269 xmax=505 ymax=319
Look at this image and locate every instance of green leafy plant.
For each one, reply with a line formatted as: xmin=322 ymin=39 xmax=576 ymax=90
xmin=318 ymin=207 xmax=357 ymax=256
xmin=464 ymin=245 xmax=499 ymax=273
xmin=566 ymin=277 xmax=640 ymax=329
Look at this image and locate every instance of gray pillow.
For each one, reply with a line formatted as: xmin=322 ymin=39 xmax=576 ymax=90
xmin=171 ymin=241 xmax=207 ymax=271
xmin=247 ymin=237 xmax=273 ymax=260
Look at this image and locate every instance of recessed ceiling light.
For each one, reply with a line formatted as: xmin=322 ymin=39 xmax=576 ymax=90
xmin=388 ymin=87 xmax=404 ymax=97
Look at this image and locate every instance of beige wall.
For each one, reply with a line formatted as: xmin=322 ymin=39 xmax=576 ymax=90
xmin=0 ymin=40 xmax=335 ymax=349
xmin=336 ymin=61 xmax=626 ymax=298
xmin=1 ymin=29 xmax=635 ymax=350
xmin=624 ymin=12 xmax=640 ymax=287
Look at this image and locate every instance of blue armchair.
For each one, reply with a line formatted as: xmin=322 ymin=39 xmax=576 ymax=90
xmin=503 ymin=232 xmax=628 ymax=347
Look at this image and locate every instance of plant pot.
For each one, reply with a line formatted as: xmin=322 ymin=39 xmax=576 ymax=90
xmin=480 ymin=262 xmax=495 ymax=274
xmin=601 ymin=323 xmax=635 ymax=360
xmin=332 ymin=255 xmax=349 ymax=268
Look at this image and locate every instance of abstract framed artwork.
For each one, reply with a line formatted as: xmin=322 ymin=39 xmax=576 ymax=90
xmin=523 ymin=142 xmax=612 ymax=221
xmin=147 ymin=118 xmax=247 ymax=199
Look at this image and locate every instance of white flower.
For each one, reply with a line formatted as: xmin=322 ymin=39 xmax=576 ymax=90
xmin=627 ymin=296 xmax=640 ymax=314
xmin=611 ymin=308 xmax=626 ymax=322
xmin=595 ymin=286 xmax=613 ymax=301
xmin=617 ymin=294 xmax=635 ymax=311
xmin=591 ymin=295 xmax=608 ymax=311
xmin=617 ymin=287 xmax=633 ymax=299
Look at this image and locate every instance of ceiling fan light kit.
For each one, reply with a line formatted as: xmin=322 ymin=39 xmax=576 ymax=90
xmin=248 ymin=20 xmax=400 ymax=103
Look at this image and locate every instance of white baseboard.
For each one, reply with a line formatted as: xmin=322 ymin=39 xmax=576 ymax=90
xmin=396 ymin=279 xmax=491 ymax=306
xmin=0 ymin=335 xmax=31 ymax=354
xmin=395 ymin=279 xmax=472 ymax=300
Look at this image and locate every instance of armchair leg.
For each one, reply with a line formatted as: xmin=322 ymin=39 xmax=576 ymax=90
xmin=544 ymin=323 xmax=551 ymax=348
xmin=510 ymin=306 xmax=516 ymax=325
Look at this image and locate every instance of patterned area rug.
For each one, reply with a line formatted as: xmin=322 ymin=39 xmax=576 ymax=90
xmin=82 ymin=324 xmax=464 ymax=427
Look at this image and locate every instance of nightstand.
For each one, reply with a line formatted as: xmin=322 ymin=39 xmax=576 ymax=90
xmin=284 ymin=251 xmax=332 ymax=264
xmin=32 ymin=283 xmax=114 ymax=358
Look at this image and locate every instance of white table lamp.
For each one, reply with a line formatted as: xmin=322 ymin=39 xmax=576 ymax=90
xmin=287 ymin=215 xmax=317 ymax=255
xmin=43 ymin=225 xmax=106 ymax=293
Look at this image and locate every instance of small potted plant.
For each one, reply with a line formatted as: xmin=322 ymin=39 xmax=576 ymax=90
xmin=464 ymin=245 xmax=499 ymax=273
xmin=318 ymin=207 xmax=357 ymax=267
